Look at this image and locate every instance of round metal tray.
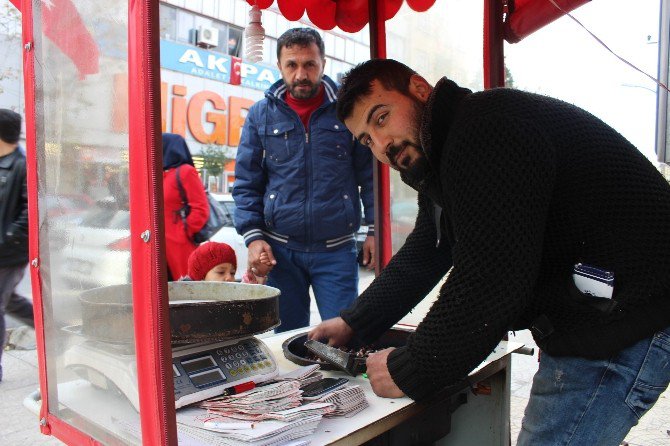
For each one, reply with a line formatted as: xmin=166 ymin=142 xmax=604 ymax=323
xmin=79 ymin=281 xmax=280 ymax=345
xmin=282 ymin=328 xmax=413 ymax=370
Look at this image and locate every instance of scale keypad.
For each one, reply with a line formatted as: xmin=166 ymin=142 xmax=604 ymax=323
xmin=172 ymin=337 xmax=277 ymax=404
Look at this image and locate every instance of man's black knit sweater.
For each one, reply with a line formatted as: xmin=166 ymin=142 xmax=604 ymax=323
xmin=341 ymin=78 xmax=670 ymax=401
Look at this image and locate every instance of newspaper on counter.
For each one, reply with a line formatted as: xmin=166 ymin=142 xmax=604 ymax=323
xmin=317 ymin=385 xmax=369 ymax=417
xmin=200 ymin=381 xmax=302 ymax=416
xmin=274 ymin=364 xmax=323 ymax=388
xmin=177 ymin=406 xmax=321 ymax=446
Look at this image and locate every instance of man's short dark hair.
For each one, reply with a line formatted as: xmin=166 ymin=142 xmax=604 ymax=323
xmin=277 ymin=27 xmax=325 ymax=60
xmin=0 ymin=109 xmax=21 ymax=145
xmin=336 ymin=59 xmax=417 ymax=122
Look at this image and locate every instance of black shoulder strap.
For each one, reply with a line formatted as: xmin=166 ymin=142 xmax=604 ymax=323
xmin=175 ymin=165 xmax=188 ymax=207
xmin=174 ymin=166 xmax=194 ymax=244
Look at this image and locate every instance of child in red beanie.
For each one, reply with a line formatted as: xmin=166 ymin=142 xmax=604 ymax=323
xmin=187 ymin=242 xmax=237 ymax=282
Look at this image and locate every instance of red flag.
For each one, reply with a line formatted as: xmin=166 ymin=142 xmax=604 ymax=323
xmin=41 ymin=0 xmax=100 ymax=79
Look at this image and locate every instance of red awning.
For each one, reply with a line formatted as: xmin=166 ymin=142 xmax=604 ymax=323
xmin=504 ymin=0 xmax=591 ymax=43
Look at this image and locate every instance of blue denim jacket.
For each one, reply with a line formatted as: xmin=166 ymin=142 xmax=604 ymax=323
xmin=233 ymin=75 xmax=374 ymax=252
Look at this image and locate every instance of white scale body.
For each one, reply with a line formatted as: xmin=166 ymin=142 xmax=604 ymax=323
xmin=63 ymin=336 xmax=279 ymax=411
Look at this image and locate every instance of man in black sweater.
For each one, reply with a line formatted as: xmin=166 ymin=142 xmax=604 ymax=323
xmin=309 ymin=59 xmax=670 ymax=445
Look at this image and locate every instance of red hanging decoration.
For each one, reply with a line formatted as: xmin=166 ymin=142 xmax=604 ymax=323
xmin=249 ymin=0 xmax=437 ymax=32
xmin=306 ymin=0 xmax=338 ymax=31
xmin=277 ymin=0 xmax=306 ymax=21
xmin=336 ymin=0 xmax=369 ymax=33
xmin=406 ymin=0 xmax=437 ymax=13
xmin=382 ymin=0 xmax=404 ymax=21
xmin=246 ymin=0 xmax=274 ymax=9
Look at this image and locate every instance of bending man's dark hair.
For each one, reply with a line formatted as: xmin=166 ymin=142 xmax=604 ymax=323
xmin=0 ymin=108 xmax=22 ymax=145
xmin=277 ymin=27 xmax=325 ymax=60
xmin=336 ymin=59 xmax=417 ymax=122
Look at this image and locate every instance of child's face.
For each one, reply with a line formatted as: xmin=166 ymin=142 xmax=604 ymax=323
xmin=204 ymin=263 xmax=236 ymax=282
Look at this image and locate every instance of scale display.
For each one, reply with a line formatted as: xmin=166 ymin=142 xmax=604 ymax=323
xmin=63 ymin=336 xmax=278 ymax=411
xmin=172 ymin=337 xmax=278 ymax=408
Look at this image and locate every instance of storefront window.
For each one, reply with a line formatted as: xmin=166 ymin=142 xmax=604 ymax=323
xmin=226 ymin=25 xmax=243 ymax=57
xmin=159 ymin=4 xmax=176 ymax=40
xmin=176 ymin=8 xmax=195 ymax=43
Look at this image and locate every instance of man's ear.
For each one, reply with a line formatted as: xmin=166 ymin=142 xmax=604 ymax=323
xmin=408 ymin=74 xmax=431 ymax=103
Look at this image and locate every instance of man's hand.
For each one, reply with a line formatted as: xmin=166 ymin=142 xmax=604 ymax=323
xmin=247 ymin=240 xmax=276 ymax=278
xmin=361 ymin=235 xmax=376 ymax=270
xmin=307 ymin=317 xmax=354 ymax=347
xmin=366 ymin=348 xmax=405 ymax=398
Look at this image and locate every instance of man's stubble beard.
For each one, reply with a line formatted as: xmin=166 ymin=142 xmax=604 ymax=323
xmin=288 ymin=78 xmax=322 ymax=99
xmin=397 ymin=99 xmax=430 ymax=188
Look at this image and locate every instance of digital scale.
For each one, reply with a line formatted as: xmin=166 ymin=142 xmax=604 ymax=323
xmin=63 ymin=335 xmax=279 ymax=411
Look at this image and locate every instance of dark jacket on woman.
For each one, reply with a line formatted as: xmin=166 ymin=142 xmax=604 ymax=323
xmin=341 ymin=78 xmax=670 ymax=401
xmin=0 ymin=148 xmax=29 ymax=267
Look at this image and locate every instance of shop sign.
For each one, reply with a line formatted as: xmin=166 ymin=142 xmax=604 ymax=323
xmin=160 ymin=40 xmax=232 ymax=83
xmin=239 ymin=62 xmax=280 ymax=91
xmin=160 ymin=40 xmax=280 ymax=91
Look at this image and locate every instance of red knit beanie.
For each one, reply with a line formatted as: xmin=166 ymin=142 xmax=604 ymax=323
xmin=187 ymin=242 xmax=237 ymax=281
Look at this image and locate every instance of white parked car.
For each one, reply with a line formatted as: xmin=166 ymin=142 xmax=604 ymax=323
xmin=209 ymin=193 xmax=248 ymax=280
xmin=61 ymin=201 xmax=132 ymax=289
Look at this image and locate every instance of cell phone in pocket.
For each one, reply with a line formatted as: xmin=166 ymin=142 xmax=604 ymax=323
xmin=302 ymin=377 xmax=349 ymax=400
xmin=573 ymin=263 xmax=614 ymax=299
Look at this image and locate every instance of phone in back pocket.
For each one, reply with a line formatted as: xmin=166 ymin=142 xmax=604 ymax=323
xmin=573 ymin=263 xmax=614 ymax=299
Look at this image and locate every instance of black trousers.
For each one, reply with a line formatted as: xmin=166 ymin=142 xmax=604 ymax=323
xmin=0 ymin=264 xmax=34 ymax=380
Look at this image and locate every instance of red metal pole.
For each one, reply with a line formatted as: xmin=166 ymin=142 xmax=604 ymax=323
xmin=483 ymin=0 xmax=505 ymax=88
xmin=20 ymin=0 xmax=50 ymax=436
xmin=128 ymin=0 xmax=177 ymax=444
xmin=368 ymin=0 xmax=393 ymax=273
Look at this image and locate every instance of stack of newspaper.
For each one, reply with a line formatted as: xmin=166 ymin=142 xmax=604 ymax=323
xmin=174 ymin=365 xmax=368 ymax=445
xmin=176 ymin=377 xmax=334 ymax=446
xmin=200 ymin=381 xmax=304 ymax=415
xmin=317 ymin=385 xmax=369 ymax=417
xmin=176 ymin=407 xmax=322 ymax=446
xmin=274 ymin=364 xmax=323 ymax=388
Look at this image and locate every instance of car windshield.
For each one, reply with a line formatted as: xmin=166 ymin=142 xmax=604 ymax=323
xmin=81 ymin=209 xmax=130 ymax=229
xmin=214 ymin=198 xmax=236 ymax=226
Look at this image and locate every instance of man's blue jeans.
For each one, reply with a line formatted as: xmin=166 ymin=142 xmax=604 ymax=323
xmin=517 ymin=325 xmax=670 ymax=445
xmin=267 ymin=243 xmax=358 ymax=333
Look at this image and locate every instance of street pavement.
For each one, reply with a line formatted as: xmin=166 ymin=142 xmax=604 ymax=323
xmin=1 ymin=269 xmax=668 ymax=445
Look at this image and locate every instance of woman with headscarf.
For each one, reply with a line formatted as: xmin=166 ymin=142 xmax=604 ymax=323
xmin=162 ymin=133 xmax=209 ymax=279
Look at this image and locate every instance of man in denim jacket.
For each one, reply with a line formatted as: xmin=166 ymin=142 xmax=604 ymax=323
xmin=233 ymin=28 xmax=375 ymax=332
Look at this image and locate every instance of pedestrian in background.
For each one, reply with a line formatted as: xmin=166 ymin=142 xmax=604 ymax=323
xmin=233 ymin=28 xmax=376 ymax=332
xmin=0 ymin=109 xmax=34 ymax=382
xmin=162 ymin=133 xmax=209 ymax=280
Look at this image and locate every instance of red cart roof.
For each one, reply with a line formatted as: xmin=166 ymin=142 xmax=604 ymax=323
xmin=246 ymin=0 xmax=590 ymax=41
